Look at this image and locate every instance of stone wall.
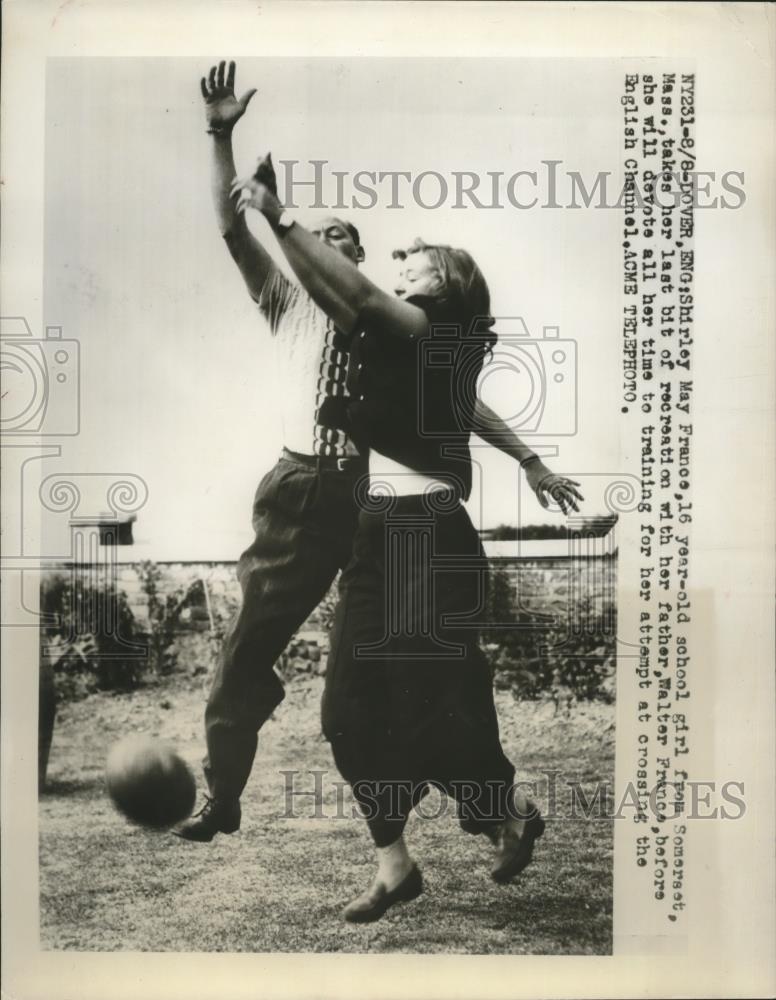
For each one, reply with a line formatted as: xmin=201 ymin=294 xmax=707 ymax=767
xmin=41 ymin=549 xmax=616 ymax=701
xmin=46 ymin=553 xmax=615 ymax=636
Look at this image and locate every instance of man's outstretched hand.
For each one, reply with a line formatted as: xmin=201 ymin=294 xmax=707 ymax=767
xmin=200 ymin=60 xmax=257 ymax=134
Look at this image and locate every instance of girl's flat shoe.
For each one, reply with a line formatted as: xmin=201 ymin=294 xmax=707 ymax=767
xmin=343 ymin=865 xmax=423 ymax=923
xmin=491 ymin=808 xmax=545 ymax=884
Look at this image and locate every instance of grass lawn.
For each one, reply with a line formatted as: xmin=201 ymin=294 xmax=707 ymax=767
xmin=39 ymin=676 xmax=614 ymax=954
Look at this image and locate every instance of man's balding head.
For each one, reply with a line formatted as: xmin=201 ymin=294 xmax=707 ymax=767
xmin=309 ymin=216 xmax=365 ymax=265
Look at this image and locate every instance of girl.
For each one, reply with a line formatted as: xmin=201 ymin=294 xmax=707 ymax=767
xmin=234 ymin=159 xmax=581 ymax=922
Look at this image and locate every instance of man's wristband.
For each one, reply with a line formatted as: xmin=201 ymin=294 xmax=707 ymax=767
xmin=519 ymin=454 xmax=542 ymax=469
xmin=206 ymin=125 xmax=232 ymax=137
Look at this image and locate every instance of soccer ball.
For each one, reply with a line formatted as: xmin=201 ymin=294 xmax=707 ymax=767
xmin=106 ymin=736 xmax=196 ymax=829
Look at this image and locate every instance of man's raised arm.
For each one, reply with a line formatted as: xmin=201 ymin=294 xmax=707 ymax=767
xmin=201 ymin=61 xmax=275 ymax=301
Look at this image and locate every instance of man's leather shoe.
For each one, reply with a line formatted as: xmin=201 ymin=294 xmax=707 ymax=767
xmin=343 ymin=865 xmax=423 ymax=923
xmin=490 ymin=806 xmax=545 ymax=884
xmin=173 ymin=796 xmax=241 ymax=842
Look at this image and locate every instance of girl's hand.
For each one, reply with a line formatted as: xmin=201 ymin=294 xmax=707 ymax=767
xmin=524 ymin=459 xmax=584 ymax=515
xmin=230 ymin=153 xmax=280 ymax=214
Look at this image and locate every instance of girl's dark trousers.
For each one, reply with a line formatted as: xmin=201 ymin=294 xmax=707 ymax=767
xmin=322 ymin=492 xmax=516 ymax=847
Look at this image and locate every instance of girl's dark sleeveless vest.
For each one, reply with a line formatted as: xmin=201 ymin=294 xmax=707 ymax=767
xmin=317 ymin=294 xmax=491 ymax=501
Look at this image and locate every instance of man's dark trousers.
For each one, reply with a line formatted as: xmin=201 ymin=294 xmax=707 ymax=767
xmin=203 ymin=448 xmax=364 ymax=801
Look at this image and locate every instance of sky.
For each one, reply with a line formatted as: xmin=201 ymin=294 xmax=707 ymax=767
xmin=42 ymin=57 xmax=624 ymax=560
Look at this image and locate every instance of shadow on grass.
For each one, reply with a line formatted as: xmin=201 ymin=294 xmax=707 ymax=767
xmin=40 ymin=775 xmax=105 ymax=797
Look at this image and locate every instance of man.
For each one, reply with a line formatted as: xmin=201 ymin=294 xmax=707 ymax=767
xmin=177 ymin=61 xmax=581 ymax=842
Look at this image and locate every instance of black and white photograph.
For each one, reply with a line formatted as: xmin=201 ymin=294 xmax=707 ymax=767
xmin=33 ymin=50 xmax=620 ymax=954
xmin=1 ymin=3 xmax=774 ymax=999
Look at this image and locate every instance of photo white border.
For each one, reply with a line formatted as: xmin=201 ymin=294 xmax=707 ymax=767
xmin=2 ymin=3 xmax=774 ymax=998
